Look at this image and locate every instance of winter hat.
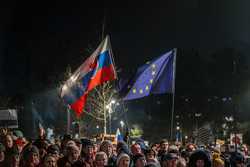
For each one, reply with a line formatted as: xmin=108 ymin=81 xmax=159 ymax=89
xmin=81 ymin=138 xmax=94 ymax=148
xmin=13 ymin=130 xmax=23 ymax=138
xmin=161 ymin=153 xmax=178 ymax=161
xmin=116 ymin=153 xmax=130 ymax=166
xmin=230 ymin=151 xmax=244 ymax=165
xmin=136 ymin=138 xmax=147 ymax=151
xmin=188 ymin=150 xmax=211 ymax=167
xmin=117 ymin=141 xmax=130 ymax=155
xmin=47 ymin=144 xmax=60 ymax=155
xmin=100 ymin=140 xmax=112 ymax=152
xmin=22 ymin=144 xmax=39 ymax=161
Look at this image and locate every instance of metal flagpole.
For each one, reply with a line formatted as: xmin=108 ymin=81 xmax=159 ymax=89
xmin=101 ymin=8 xmax=107 ymax=135
xmin=170 ymin=48 xmax=177 ymax=141
xmin=67 ymin=105 xmax=71 ymax=134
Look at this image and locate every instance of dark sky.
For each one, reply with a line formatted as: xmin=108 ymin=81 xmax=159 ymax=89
xmin=1 ymin=1 xmax=250 ymax=109
xmin=2 ymin=1 xmax=250 ymax=137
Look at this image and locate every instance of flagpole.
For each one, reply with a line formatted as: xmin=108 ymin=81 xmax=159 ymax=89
xmin=170 ymin=48 xmax=177 ymax=141
xmin=67 ymin=105 xmax=71 ymax=134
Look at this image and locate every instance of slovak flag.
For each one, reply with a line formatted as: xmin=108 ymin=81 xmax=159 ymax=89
xmin=60 ymin=36 xmax=117 ymax=116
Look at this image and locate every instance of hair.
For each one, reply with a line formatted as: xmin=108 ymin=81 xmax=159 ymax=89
xmin=160 ymin=139 xmax=168 ymax=145
xmin=95 ymin=151 xmax=107 ymax=160
xmin=116 ymin=153 xmax=130 ymax=166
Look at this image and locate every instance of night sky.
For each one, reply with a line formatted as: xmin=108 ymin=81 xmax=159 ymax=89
xmin=1 ymin=1 xmax=250 ymax=137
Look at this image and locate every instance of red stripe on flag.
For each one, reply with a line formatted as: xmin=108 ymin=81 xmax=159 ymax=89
xmin=70 ymin=93 xmax=88 ymax=117
xmin=87 ymin=65 xmax=116 ymax=91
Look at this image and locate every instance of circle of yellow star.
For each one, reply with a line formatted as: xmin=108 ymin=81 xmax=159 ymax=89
xmin=151 ymin=64 xmax=156 ymax=68
xmin=150 ymin=79 xmax=153 ymax=84
xmin=145 ymin=85 xmax=149 ymax=91
xmin=139 ymin=89 xmax=143 ymax=94
xmin=132 ymin=88 xmax=136 ymax=94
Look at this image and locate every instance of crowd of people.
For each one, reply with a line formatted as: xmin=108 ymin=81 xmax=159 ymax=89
xmin=0 ymin=127 xmax=249 ymax=167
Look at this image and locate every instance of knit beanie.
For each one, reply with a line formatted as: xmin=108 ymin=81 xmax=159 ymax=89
xmin=116 ymin=153 xmax=130 ymax=166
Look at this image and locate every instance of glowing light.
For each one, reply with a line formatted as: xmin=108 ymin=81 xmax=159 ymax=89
xmin=139 ymin=89 xmax=143 ymax=94
xmin=133 ymin=89 xmax=136 ymax=93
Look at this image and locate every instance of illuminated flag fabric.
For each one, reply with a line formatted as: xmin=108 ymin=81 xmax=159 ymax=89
xmin=60 ymin=36 xmax=117 ymax=116
xmin=122 ymin=49 xmax=176 ymax=100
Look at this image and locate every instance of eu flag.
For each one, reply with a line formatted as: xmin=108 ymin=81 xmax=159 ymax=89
xmin=121 ymin=49 xmax=176 ymax=101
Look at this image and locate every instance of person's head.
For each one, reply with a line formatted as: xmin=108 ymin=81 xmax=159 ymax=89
xmin=95 ymin=151 xmax=108 ymax=167
xmin=15 ymin=137 xmax=27 ymax=153
xmin=160 ymin=139 xmax=169 ymax=151
xmin=186 ymin=144 xmax=195 ymax=152
xmin=134 ymin=154 xmax=147 ymax=167
xmin=43 ymin=154 xmax=57 ymax=167
xmin=150 ymin=143 xmax=159 ymax=154
xmin=131 ymin=143 xmax=142 ymax=155
xmin=47 ymin=144 xmax=60 ymax=160
xmin=145 ymin=149 xmax=156 ymax=161
xmin=67 ymin=145 xmax=80 ymax=163
xmin=33 ymin=139 xmax=50 ymax=160
xmin=117 ymin=141 xmax=130 ymax=155
xmin=81 ymin=138 xmax=94 ymax=157
xmin=5 ymin=134 xmax=14 ymax=149
xmin=230 ymin=151 xmax=245 ymax=167
xmin=23 ymin=145 xmax=40 ymax=167
xmin=100 ymin=140 xmax=113 ymax=157
xmin=188 ymin=150 xmax=211 ymax=167
xmin=161 ymin=153 xmax=178 ymax=167
xmin=117 ymin=153 xmax=130 ymax=167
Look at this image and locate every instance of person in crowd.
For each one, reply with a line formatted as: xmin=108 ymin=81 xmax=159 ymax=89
xmin=117 ymin=141 xmax=130 ymax=156
xmin=135 ymin=139 xmax=147 ymax=153
xmin=176 ymin=158 xmax=187 ymax=167
xmin=42 ymin=154 xmax=57 ymax=167
xmin=145 ymin=148 xmax=159 ymax=166
xmin=134 ymin=153 xmax=147 ymax=167
xmin=20 ymin=144 xmax=40 ymax=167
xmin=161 ymin=153 xmax=178 ymax=167
xmin=80 ymin=138 xmax=95 ymax=166
xmin=230 ymin=151 xmax=245 ymax=167
xmin=158 ymin=139 xmax=169 ymax=158
xmin=74 ymin=139 xmax=82 ymax=154
xmin=131 ymin=143 xmax=142 ymax=156
xmin=33 ymin=138 xmax=50 ymax=161
xmin=47 ymin=144 xmax=60 ymax=160
xmin=99 ymin=140 xmax=116 ymax=166
xmin=94 ymin=151 xmax=108 ymax=167
xmin=150 ymin=143 xmax=159 ymax=156
xmin=5 ymin=145 xmax=20 ymax=167
xmin=188 ymin=150 xmax=211 ymax=167
xmin=213 ymin=158 xmax=224 ymax=167
xmin=0 ymin=143 xmax=5 ymax=166
xmin=57 ymin=144 xmax=80 ymax=166
xmin=116 ymin=153 xmax=130 ymax=167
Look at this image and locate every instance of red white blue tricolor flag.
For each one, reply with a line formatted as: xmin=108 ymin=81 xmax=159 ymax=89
xmin=60 ymin=36 xmax=117 ymax=116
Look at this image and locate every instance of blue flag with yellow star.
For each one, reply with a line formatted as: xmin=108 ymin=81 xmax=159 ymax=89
xmin=121 ymin=49 xmax=176 ymax=100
